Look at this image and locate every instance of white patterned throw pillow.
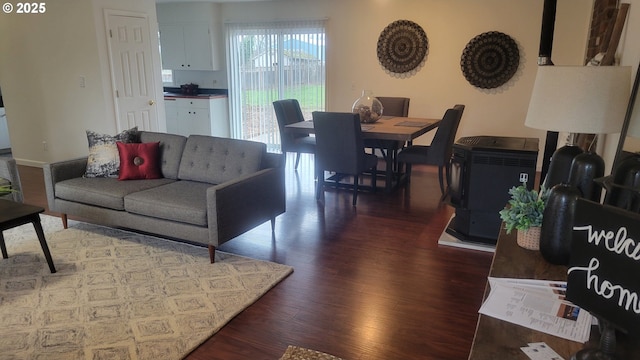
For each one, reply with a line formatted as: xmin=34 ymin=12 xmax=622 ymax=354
xmin=84 ymin=127 xmax=139 ymax=178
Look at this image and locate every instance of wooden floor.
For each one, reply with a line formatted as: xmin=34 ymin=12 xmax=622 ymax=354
xmin=18 ymin=154 xmax=494 ymax=360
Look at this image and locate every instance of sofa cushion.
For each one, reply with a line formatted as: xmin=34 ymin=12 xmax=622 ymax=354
xmin=55 ymin=177 xmax=175 ymax=210
xmin=178 ymin=135 xmax=265 ymax=184
xmin=117 ymin=142 xmax=163 ymax=180
xmin=124 ymin=180 xmax=210 ymax=226
xmin=139 ymin=131 xmax=187 ymax=180
xmin=85 ymin=127 xmax=139 ymax=178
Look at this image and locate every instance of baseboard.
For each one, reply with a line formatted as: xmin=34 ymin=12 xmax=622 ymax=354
xmin=14 ymin=158 xmax=46 ymax=168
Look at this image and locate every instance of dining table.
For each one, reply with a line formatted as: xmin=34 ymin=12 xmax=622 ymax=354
xmin=285 ymin=115 xmax=441 ymax=192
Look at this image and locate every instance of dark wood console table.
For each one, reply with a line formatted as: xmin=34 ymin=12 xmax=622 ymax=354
xmin=468 ymin=229 xmax=639 ymax=359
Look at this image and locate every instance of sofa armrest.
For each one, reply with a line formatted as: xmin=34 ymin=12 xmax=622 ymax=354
xmin=262 ymin=151 xmax=285 ymax=170
xmin=42 ymin=157 xmax=88 ymax=212
xmin=207 ymin=166 xmax=286 ymax=247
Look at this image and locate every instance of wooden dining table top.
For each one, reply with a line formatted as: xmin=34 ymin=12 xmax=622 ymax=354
xmin=285 ymin=116 xmax=441 ymax=142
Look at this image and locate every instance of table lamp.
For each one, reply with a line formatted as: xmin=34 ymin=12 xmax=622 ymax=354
xmin=524 ymin=66 xmax=631 ymax=195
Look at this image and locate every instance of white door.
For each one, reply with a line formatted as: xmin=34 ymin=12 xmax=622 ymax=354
xmin=106 ymin=13 xmax=159 ymax=132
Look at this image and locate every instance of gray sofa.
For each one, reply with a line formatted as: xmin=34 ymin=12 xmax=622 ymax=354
xmin=43 ymin=131 xmax=286 ymax=263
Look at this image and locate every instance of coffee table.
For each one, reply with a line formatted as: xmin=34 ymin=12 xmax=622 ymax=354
xmin=0 ymin=199 xmax=56 ymax=273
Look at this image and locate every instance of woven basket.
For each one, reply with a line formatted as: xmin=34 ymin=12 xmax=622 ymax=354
xmin=517 ymin=227 xmax=541 ymax=250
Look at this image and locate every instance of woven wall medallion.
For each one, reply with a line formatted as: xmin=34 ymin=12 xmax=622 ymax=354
xmin=377 ymin=20 xmax=429 ymax=78
xmin=461 ymin=31 xmax=520 ymax=89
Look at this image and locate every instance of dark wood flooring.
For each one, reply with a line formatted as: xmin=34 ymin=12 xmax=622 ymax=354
xmin=18 ymin=154 xmax=494 ymax=360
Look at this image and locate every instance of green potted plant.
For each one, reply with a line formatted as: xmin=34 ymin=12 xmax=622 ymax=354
xmin=0 ymin=184 xmax=17 ymax=198
xmin=499 ymin=183 xmax=548 ymax=250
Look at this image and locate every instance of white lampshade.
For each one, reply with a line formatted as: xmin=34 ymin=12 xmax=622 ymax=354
xmin=525 ymin=66 xmax=631 ymax=134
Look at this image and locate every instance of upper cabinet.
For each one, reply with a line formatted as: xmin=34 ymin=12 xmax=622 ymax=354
xmin=156 ymin=2 xmax=224 ymax=72
xmin=159 ymin=23 xmax=220 ymax=71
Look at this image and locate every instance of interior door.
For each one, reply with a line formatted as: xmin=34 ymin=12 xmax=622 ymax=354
xmin=106 ymin=13 xmax=159 ymax=132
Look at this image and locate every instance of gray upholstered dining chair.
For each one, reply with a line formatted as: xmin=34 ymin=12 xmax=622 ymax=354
xmin=377 ymin=97 xmax=410 ymax=118
xmin=0 ymin=157 xmax=24 ymax=203
xmin=397 ymin=104 xmax=465 ymax=200
xmin=273 ymin=99 xmax=316 ymax=170
xmin=312 ymin=111 xmax=378 ymax=206
xmin=364 ymin=96 xmax=410 ymax=169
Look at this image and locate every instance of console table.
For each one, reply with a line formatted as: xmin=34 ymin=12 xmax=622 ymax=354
xmin=468 ymin=229 xmax=639 ymax=359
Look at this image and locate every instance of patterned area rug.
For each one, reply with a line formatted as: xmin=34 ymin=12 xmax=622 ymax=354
xmin=279 ymin=346 xmax=344 ymax=360
xmin=0 ymin=215 xmax=293 ymax=360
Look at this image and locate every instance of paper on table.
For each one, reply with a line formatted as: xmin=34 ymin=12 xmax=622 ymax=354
xmin=521 ymin=342 xmax=565 ymax=360
xmin=394 ymin=121 xmax=428 ymax=127
xmin=489 ymin=277 xmax=568 ymax=302
xmin=479 ymin=278 xmax=592 ymax=343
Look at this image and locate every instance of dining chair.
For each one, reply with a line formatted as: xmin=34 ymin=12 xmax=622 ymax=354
xmin=364 ymin=96 xmax=410 ymax=170
xmin=0 ymin=157 xmax=24 ymax=203
xmin=397 ymin=104 xmax=465 ymax=200
xmin=273 ymin=99 xmax=316 ymax=170
xmin=312 ymin=111 xmax=378 ymax=206
xmin=377 ymin=97 xmax=410 ymax=118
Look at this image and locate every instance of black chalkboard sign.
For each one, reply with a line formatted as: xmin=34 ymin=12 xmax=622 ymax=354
xmin=567 ymin=199 xmax=640 ymax=336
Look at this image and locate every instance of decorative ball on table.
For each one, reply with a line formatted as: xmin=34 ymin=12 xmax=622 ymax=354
xmin=352 ymin=90 xmax=383 ymax=124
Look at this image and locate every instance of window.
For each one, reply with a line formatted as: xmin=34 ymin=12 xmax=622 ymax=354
xmin=226 ymin=20 xmax=326 ymax=152
xmin=159 ymin=30 xmax=174 ymax=86
xmin=162 ymin=69 xmax=173 ymax=85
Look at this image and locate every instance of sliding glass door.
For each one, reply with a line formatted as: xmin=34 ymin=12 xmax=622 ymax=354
xmin=227 ymin=20 xmax=326 ymax=151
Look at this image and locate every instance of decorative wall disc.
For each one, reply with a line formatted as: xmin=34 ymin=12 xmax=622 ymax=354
xmin=377 ymin=20 xmax=429 ymax=78
xmin=461 ymin=31 xmax=520 ymax=89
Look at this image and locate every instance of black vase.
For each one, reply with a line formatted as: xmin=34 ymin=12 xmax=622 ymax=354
xmin=568 ymin=151 xmax=604 ymax=202
xmin=542 ymin=145 xmax=584 ymax=189
xmin=540 ymin=183 xmax=581 ymax=265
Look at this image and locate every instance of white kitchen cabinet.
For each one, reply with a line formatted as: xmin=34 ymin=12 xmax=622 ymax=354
xmin=164 ymin=99 xmax=179 ymax=134
xmin=178 ymin=99 xmax=210 ymax=136
xmin=159 ymin=23 xmax=220 ymax=71
xmin=165 ymin=97 xmax=229 ymax=138
xmin=209 ymin=98 xmax=229 ymax=138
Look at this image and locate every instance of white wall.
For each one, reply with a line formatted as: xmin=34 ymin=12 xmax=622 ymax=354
xmin=221 ymin=0 xmax=593 ymax=169
xmin=0 ymin=0 xmax=162 ymax=166
xmin=5 ymin=0 xmax=638 ymax=171
xmin=0 ymin=0 xmax=105 ymax=165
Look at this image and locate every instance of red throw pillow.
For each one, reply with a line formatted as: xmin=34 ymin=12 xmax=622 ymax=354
xmin=117 ymin=142 xmax=163 ymax=180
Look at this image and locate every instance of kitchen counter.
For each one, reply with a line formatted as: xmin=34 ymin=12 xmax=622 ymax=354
xmin=163 ymin=92 xmax=227 ymax=99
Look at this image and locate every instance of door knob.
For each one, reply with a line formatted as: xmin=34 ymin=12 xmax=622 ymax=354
xmin=148 ymin=100 xmax=155 ymax=106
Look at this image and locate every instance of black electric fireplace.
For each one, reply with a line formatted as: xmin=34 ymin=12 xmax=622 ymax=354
xmin=446 ymin=136 xmax=539 ymax=245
